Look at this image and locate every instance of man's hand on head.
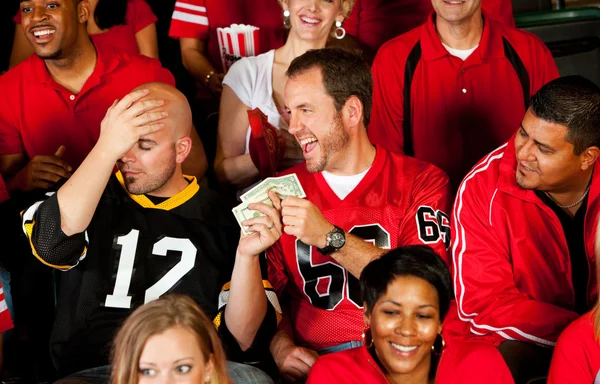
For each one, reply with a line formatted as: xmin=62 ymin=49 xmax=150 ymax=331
xmin=96 ymin=89 xmax=167 ymax=161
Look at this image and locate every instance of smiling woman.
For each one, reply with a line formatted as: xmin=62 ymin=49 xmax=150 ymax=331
xmin=306 ymin=246 xmax=452 ymax=384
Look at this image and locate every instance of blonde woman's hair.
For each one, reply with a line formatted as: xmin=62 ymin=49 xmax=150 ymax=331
xmin=111 ymin=295 xmax=229 ymax=384
xmin=277 ymin=0 xmax=356 ymax=19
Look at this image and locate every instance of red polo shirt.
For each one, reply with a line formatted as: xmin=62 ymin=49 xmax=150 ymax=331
xmin=14 ymin=0 xmax=157 ymax=56
xmin=0 ymin=42 xmax=175 ymax=170
xmin=369 ymin=13 xmax=558 ymax=191
xmin=345 ymin=0 xmax=515 ymax=52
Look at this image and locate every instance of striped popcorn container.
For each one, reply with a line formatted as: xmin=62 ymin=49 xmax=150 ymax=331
xmin=216 ymin=24 xmax=260 ymax=72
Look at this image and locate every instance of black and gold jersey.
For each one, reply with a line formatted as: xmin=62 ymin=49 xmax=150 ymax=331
xmin=22 ymin=172 xmax=279 ymax=377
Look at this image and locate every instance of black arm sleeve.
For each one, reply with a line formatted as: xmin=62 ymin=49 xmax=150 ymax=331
xmin=21 ymin=194 xmax=87 ymax=269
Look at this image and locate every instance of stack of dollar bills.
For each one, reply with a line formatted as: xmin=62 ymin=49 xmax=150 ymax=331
xmin=232 ymin=174 xmax=306 ymax=235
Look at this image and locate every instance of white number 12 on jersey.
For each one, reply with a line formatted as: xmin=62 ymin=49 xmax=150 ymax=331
xmin=105 ymin=229 xmax=197 ymax=309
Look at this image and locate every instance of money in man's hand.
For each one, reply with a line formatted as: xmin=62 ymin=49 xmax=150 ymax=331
xmin=233 ymin=174 xmax=305 ymax=235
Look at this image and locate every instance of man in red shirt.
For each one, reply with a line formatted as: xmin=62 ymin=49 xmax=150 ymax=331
xmin=446 ymin=76 xmax=600 ymax=382
xmin=369 ymin=0 xmax=558 ymax=191
xmin=345 ymin=0 xmax=515 ymax=53
xmin=1 ymin=0 xmax=207 ymax=198
xmin=266 ymin=48 xmax=451 ymax=382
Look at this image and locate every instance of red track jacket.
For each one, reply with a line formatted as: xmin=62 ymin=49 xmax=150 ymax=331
xmin=445 ymin=137 xmax=600 ymax=347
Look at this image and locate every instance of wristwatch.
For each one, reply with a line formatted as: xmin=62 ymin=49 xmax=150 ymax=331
xmin=317 ymin=225 xmax=346 ymax=255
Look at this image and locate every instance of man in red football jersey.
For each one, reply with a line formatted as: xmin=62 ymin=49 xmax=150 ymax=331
xmin=265 ymin=48 xmax=452 ymax=382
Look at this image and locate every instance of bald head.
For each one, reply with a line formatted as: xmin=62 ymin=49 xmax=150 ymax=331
xmin=132 ymin=82 xmax=192 ymax=140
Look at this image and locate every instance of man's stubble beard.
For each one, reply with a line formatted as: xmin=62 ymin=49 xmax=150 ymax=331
xmin=306 ymin=114 xmax=349 ymax=174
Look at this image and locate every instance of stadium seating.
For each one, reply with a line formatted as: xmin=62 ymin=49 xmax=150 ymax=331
xmin=516 ymin=7 xmax=600 ymax=87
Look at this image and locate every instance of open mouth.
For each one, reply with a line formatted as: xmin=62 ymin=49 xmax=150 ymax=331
xmin=299 ymin=137 xmax=318 ymax=154
xmin=31 ymin=27 xmax=56 ymax=43
xmin=391 ymin=342 xmax=418 ymax=353
xmin=519 ymin=163 xmax=536 ymax=173
xmin=299 ymin=15 xmax=321 ymax=26
xmin=443 ymin=0 xmax=466 ymax=4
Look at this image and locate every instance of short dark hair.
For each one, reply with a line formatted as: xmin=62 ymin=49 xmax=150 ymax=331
xmin=530 ymin=75 xmax=600 ymax=155
xmin=360 ymin=246 xmax=453 ymax=321
xmin=286 ymin=48 xmax=373 ymax=127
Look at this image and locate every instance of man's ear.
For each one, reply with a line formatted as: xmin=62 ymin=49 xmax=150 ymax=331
xmin=78 ymin=0 xmax=91 ymax=24
xmin=342 ymin=95 xmax=364 ymax=131
xmin=176 ymin=136 xmax=193 ymax=164
xmin=581 ymin=146 xmax=600 ymax=171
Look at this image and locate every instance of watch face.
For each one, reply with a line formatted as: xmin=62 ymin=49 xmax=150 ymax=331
xmin=330 ymin=232 xmax=345 ymax=248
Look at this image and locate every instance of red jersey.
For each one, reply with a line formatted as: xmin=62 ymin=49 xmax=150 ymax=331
xmin=14 ymin=0 xmax=157 ymax=55
xmin=445 ymin=137 xmax=600 ymax=347
xmin=548 ymin=312 xmax=600 ymax=384
xmin=267 ymin=147 xmax=451 ymax=350
xmin=0 ymin=42 xmax=174 ymax=170
xmin=369 ymin=13 xmax=558 ymax=191
xmin=345 ymin=0 xmax=514 ymax=52
xmin=168 ymin=0 xmax=285 ymax=73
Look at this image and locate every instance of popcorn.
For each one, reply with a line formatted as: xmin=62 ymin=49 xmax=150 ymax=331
xmin=217 ymin=24 xmax=260 ymax=72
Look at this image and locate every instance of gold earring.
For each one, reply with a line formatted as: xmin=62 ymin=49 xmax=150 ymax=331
xmin=431 ymin=333 xmax=446 ymax=355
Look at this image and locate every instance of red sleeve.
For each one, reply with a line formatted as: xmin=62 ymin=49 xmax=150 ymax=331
xmin=266 ymin=241 xmax=288 ymax=299
xmin=0 ymin=282 xmax=14 ymax=333
xmin=169 ymin=0 xmax=209 ymax=40
xmin=14 ymin=9 xmax=21 ymax=24
xmin=397 ymin=162 xmax=452 ymax=265
xmin=128 ymin=0 xmax=157 ymax=33
xmin=453 ymin=168 xmax=578 ymax=346
xmin=368 ymin=41 xmax=407 ymax=154
xmin=548 ymin=314 xmax=598 ymax=384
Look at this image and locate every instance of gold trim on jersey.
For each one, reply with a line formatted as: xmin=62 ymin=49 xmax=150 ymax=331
xmin=213 ymin=279 xmax=281 ymax=330
xmin=21 ymin=202 xmax=87 ymax=270
xmin=116 ymin=171 xmax=199 ymax=210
